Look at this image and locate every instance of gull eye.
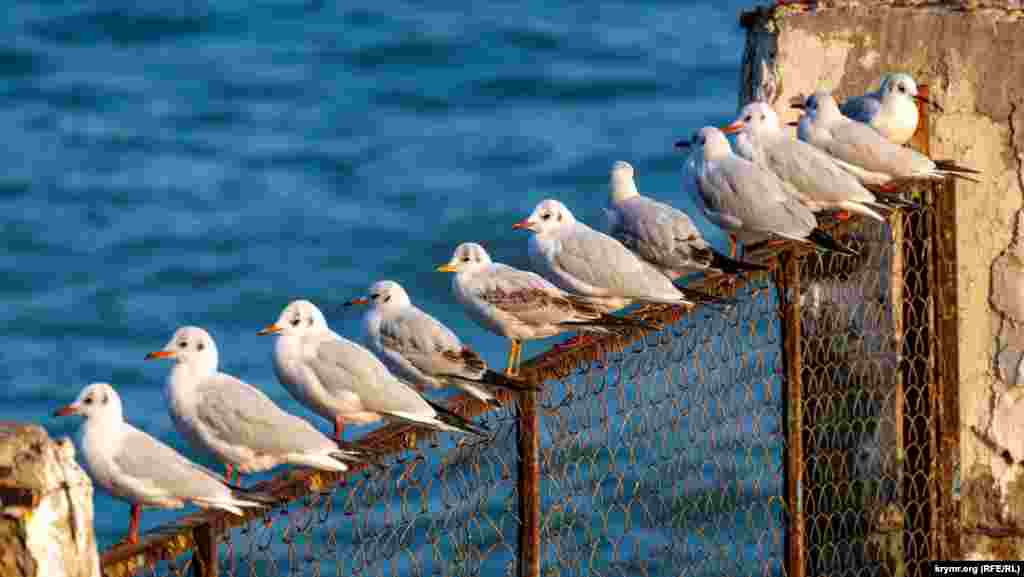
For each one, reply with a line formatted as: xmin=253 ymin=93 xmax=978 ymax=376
xmin=760 ymin=114 xmax=766 ymax=121
xmin=178 ymin=341 xmax=187 ymax=349
xmin=290 ymin=317 xmax=301 ymax=327
xmin=744 ymin=115 xmax=752 ymax=122
xmin=541 ymin=213 xmax=551 ymax=220
xmin=197 ymin=342 xmax=205 ymax=351
xmin=462 ymin=256 xmax=470 ymax=262
xmin=384 ymin=295 xmax=391 ymax=303
xmin=83 ymin=396 xmax=93 ymax=405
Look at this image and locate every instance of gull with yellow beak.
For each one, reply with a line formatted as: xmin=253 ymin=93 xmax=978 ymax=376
xmin=145 ymin=326 xmax=366 ymax=483
xmin=54 ymin=383 xmax=272 ymax=544
xmin=437 ymin=242 xmax=654 ymax=376
xmin=344 ymin=280 xmax=532 ymax=407
xmin=258 ymin=300 xmax=489 ymax=439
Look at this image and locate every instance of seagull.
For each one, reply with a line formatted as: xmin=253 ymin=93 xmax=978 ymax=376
xmin=54 ymin=382 xmax=272 ymax=544
xmin=515 ymin=199 xmax=715 ymax=316
xmin=722 ymin=102 xmax=915 ymax=222
xmin=683 ymin=126 xmax=856 ymax=257
xmin=258 ymin=300 xmax=489 ymax=439
xmin=605 ymin=160 xmax=767 ymax=279
xmin=792 ymin=74 xmax=940 ymax=145
xmin=145 ymin=326 xmax=369 ymax=483
xmin=345 ymin=280 xmax=532 ymax=407
xmin=794 ymin=90 xmax=979 ymax=188
xmin=438 ymin=242 xmax=653 ymax=375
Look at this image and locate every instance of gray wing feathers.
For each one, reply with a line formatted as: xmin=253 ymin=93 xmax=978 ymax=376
xmin=611 ymin=198 xmax=711 ymax=271
xmin=114 ymin=428 xmax=227 ymax=499
xmin=706 ymin=157 xmax=816 ymax=239
xmin=312 ymin=340 xmax=430 ymax=416
xmin=380 ymin=312 xmax=478 ymax=380
xmin=766 ymin=138 xmax=876 ymax=204
xmin=554 ymin=225 xmax=679 ymax=299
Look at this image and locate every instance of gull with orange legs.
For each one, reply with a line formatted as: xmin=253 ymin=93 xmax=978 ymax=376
xmin=259 ymin=300 xmax=489 ymax=439
xmin=54 ymin=383 xmax=271 ymax=544
xmin=146 ymin=326 xmax=367 ymax=484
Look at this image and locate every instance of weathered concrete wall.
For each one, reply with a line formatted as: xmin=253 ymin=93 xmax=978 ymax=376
xmin=0 ymin=422 xmax=99 ymax=577
xmin=740 ymin=1 xmax=1024 ymax=560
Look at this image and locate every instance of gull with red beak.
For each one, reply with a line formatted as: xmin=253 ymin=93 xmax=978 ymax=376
xmin=259 ymin=300 xmax=489 ymax=438
xmin=795 ymin=90 xmax=980 ymax=187
xmin=145 ymin=326 xmax=366 ymax=484
xmin=54 ymin=383 xmax=271 ymax=545
xmin=437 ymin=242 xmax=655 ymax=376
xmin=345 ymin=280 xmax=532 ymax=407
xmin=514 ymin=199 xmax=702 ymax=316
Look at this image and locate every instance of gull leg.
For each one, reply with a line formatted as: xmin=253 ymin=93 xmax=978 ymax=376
xmin=729 ymin=234 xmax=738 ymax=259
xmin=505 ymin=340 xmax=521 ymax=376
xmin=127 ymin=503 xmax=141 ymax=544
xmin=223 ymin=463 xmax=234 ymax=484
xmin=833 ymin=210 xmax=851 ymax=221
xmin=334 ymin=416 xmax=345 ymax=442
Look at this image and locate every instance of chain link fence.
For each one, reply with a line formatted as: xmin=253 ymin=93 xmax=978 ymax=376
xmin=99 ymin=185 xmax=957 ymax=577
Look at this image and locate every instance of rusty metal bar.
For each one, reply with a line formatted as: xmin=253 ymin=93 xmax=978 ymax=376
xmin=192 ymin=522 xmax=218 ymax=577
xmin=516 ymin=390 xmax=541 ymax=577
xmin=777 ymin=250 xmax=804 ymax=577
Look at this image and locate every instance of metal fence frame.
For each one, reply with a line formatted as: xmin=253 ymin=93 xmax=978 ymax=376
xmin=98 ymin=96 xmax=960 ymax=577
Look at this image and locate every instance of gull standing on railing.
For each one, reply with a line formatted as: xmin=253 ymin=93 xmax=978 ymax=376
xmin=345 ymin=280 xmax=533 ymax=407
xmin=145 ymin=326 xmax=369 ymax=484
xmin=259 ymin=300 xmax=489 ymax=439
xmin=438 ymin=242 xmax=652 ymax=375
xmin=794 ymin=90 xmax=979 ymax=188
xmin=604 ymin=160 xmax=767 ymax=279
xmin=721 ymin=102 xmax=914 ymax=222
xmin=678 ymin=126 xmax=856 ymax=258
xmin=54 ymin=383 xmax=273 ymax=544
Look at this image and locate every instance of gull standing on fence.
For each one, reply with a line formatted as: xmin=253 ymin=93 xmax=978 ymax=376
xmin=146 ymin=326 xmax=369 ymax=483
xmin=258 ymin=300 xmax=489 ymax=439
xmin=438 ymin=242 xmax=653 ymax=375
xmin=680 ymin=126 xmax=856 ymax=258
xmin=792 ymin=74 xmax=939 ymax=146
xmin=794 ymin=90 xmax=979 ymax=188
xmin=604 ymin=160 xmax=767 ymax=279
xmin=515 ymin=199 xmax=719 ymax=317
xmin=344 ymin=280 xmax=532 ymax=407
xmin=722 ymin=102 xmax=914 ymax=222
xmin=54 ymin=383 xmax=272 ymax=544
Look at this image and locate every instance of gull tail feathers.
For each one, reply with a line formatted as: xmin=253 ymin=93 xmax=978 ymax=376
xmin=560 ymin=313 xmax=659 ymax=333
xmin=707 ymin=250 xmax=769 ymax=275
xmin=672 ymin=286 xmax=737 ymax=308
xmin=869 ymin=192 xmax=920 ymax=211
xmin=441 ymin=369 xmax=536 ymax=393
xmin=807 ymin=229 xmax=858 ymax=256
xmin=225 ymin=485 xmax=278 ymax=507
xmin=440 ymin=377 xmax=503 ymax=407
xmin=391 ymin=400 xmax=490 ymax=437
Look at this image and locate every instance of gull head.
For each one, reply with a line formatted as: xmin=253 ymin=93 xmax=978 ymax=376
xmin=880 ymin=72 xmax=938 ymax=111
xmin=609 ymin=161 xmax=639 ymax=204
xmin=438 ymin=242 xmax=492 ymax=274
xmin=146 ymin=326 xmax=219 ymax=373
xmin=723 ymin=102 xmax=780 ymax=137
xmin=259 ymin=300 xmax=329 ymax=337
xmin=513 ymin=199 xmax=576 ymax=235
xmin=697 ymin=127 xmax=732 ymax=161
xmin=353 ymin=280 xmax=411 ymax=312
xmin=54 ymin=382 xmax=122 ymax=421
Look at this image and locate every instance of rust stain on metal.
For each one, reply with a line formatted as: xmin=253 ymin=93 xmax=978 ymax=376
xmin=516 ymin=390 xmax=541 ymax=577
xmin=777 ymin=250 xmax=805 ymax=577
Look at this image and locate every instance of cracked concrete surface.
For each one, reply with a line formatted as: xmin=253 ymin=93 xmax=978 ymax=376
xmin=741 ymin=0 xmax=1024 ymax=559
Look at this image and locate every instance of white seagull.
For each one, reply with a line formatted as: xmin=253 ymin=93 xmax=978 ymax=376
xmin=54 ymin=382 xmax=272 ymax=544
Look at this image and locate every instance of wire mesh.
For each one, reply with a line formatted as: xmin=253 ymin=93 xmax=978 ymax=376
xmin=100 ymin=194 xmax=951 ymax=577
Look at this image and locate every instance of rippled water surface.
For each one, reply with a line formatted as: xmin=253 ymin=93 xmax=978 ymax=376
xmin=1 ymin=0 xmax=756 ymax=552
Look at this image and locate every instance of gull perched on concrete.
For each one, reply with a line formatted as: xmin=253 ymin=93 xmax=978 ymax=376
xmin=258 ymin=300 xmax=488 ymax=439
xmin=516 ymin=199 xmax=709 ymax=315
xmin=604 ymin=160 xmax=767 ymax=278
xmin=793 ymin=74 xmax=939 ymax=146
xmin=684 ymin=126 xmax=856 ymax=257
xmin=146 ymin=326 xmax=370 ymax=483
xmin=54 ymin=383 xmax=272 ymax=544
xmin=345 ymin=280 xmax=531 ymax=407
xmin=795 ymin=90 xmax=979 ymax=187
xmin=723 ymin=102 xmax=915 ymax=222
xmin=438 ymin=242 xmax=653 ymax=375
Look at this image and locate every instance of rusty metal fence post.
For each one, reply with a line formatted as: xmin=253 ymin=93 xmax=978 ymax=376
xmin=192 ymin=522 xmax=218 ymax=577
xmin=517 ymin=389 xmax=541 ymax=577
xmin=777 ymin=251 xmax=805 ymax=577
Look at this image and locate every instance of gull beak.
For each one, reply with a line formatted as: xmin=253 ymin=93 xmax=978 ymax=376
xmin=914 ymin=94 xmax=943 ymax=112
xmin=436 ymin=264 xmax=457 ymax=273
xmin=257 ymin=323 xmax=282 ymax=336
xmin=53 ymin=404 xmax=78 ymax=417
xmin=720 ymin=121 xmax=744 ymax=135
xmin=512 ymin=218 xmax=533 ymax=231
xmin=787 ymin=121 xmax=800 ymax=127
xmin=674 ymin=139 xmax=691 ymax=149
xmin=789 ymin=95 xmax=807 ymax=109
xmin=344 ymin=297 xmax=369 ymax=306
xmin=144 ymin=350 xmax=175 ymax=360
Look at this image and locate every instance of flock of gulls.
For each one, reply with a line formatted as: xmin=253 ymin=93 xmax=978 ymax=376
xmin=52 ymin=73 xmax=979 ymax=545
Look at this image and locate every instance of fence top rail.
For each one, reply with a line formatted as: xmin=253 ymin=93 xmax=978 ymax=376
xmin=98 ymin=218 xmax=856 ymax=577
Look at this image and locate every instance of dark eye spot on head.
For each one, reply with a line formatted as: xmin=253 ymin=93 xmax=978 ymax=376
xmin=178 ymin=341 xmax=187 ymax=349
xmin=291 ymin=318 xmax=301 ymax=326
xmin=760 ymin=114 xmax=766 ymax=121
xmin=197 ymin=342 xmax=205 ymax=351
xmin=84 ymin=396 xmax=93 ymax=405
xmin=384 ymin=295 xmax=391 ymax=303
xmin=541 ymin=213 xmax=550 ymax=220
xmin=307 ymin=318 xmax=313 ymax=326
xmin=101 ymin=392 xmax=109 ymax=404
xmin=462 ymin=257 xmax=470 ymax=262
xmin=557 ymin=213 xmax=563 ymax=222
xmin=744 ymin=115 xmax=751 ymax=122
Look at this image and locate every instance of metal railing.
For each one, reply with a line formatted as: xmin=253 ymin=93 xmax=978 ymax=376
xmin=98 ymin=103 xmax=960 ymax=577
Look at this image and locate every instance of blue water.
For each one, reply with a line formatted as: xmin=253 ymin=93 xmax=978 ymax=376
xmin=1 ymin=0 xmax=758 ymax=555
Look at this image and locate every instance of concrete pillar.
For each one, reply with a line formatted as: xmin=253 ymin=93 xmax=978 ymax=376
xmin=0 ymin=422 xmax=99 ymax=577
xmin=740 ymin=0 xmax=1024 ymax=560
